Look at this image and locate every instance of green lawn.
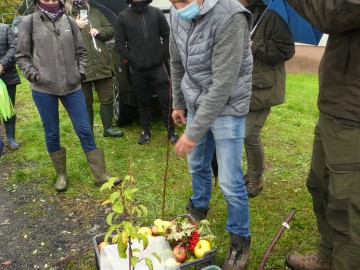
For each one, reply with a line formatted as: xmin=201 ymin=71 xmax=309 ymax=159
xmin=3 ymin=73 xmax=320 ymax=269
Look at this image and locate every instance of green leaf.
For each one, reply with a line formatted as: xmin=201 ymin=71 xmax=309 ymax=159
xmin=132 ymin=248 xmax=142 ymax=254
xmin=109 ymin=191 xmax=120 ymax=203
xmin=139 ymin=234 xmax=149 ymax=249
xmin=124 ymin=189 xmax=133 ymax=200
xmin=151 ymin=252 xmax=161 ymax=263
xmin=123 ymin=221 xmax=135 ymax=237
xmin=106 ymin=212 xmax=115 ymax=226
xmin=100 ymin=181 xmax=112 ymax=192
xmin=117 ymin=238 xmax=127 ymax=259
xmin=131 ymin=256 xmax=139 ymax=266
xmin=138 ymin=204 xmax=148 ymax=216
xmin=104 ymin=230 xmax=112 ymax=243
xmin=145 ymin=257 xmax=154 ymax=270
xmin=134 ymin=207 xmax=142 ymax=217
xmin=112 ymin=201 xmax=124 ymax=214
xmin=108 ymin=177 xmax=117 ymax=186
xmin=200 ymin=219 xmax=210 ymax=226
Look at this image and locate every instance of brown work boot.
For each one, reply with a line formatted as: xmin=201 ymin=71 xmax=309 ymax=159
xmin=246 ymin=180 xmax=263 ymax=198
xmin=285 ymin=253 xmax=332 ymax=270
xmin=222 ymin=233 xmax=251 ymax=270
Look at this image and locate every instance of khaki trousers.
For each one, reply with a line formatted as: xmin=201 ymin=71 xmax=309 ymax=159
xmin=244 ymin=108 xmax=270 ymax=182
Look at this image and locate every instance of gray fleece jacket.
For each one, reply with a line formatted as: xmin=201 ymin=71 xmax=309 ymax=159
xmin=170 ymin=0 xmax=252 ymax=143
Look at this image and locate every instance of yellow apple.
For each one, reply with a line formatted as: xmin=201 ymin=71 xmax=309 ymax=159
xmin=194 ymin=239 xmax=211 ymax=258
xmin=154 ymin=219 xmax=163 ymax=227
xmin=154 ymin=219 xmax=165 ymax=233
xmin=137 ymin=226 xmax=152 ymax=236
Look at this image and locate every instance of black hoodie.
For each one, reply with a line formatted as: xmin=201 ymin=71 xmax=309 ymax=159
xmin=115 ymin=3 xmax=169 ymax=71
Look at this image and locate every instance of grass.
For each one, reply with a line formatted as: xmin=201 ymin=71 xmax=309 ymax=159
xmin=2 ymin=73 xmax=320 ymax=269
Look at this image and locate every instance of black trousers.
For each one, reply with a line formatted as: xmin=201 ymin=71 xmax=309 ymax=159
xmin=131 ymin=65 xmax=174 ymax=131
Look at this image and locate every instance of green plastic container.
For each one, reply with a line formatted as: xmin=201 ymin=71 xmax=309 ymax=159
xmin=202 ymin=265 xmax=222 ymax=270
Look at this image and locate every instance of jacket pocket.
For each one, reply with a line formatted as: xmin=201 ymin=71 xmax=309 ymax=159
xmin=252 ymin=71 xmax=274 ymax=89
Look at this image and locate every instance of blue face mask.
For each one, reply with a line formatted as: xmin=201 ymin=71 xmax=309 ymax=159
xmin=175 ymin=0 xmax=201 ymax=21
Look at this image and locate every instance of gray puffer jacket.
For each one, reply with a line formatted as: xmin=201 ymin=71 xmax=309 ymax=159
xmin=0 ymin=24 xmax=21 ymax=86
xmin=170 ymin=0 xmax=252 ymax=142
xmin=16 ymin=9 xmax=87 ymax=96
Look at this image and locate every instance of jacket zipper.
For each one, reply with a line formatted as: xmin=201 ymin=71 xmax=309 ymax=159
xmin=51 ymin=20 xmax=65 ymax=93
xmin=185 ymin=20 xmax=203 ymax=111
xmin=141 ymin=14 xmax=150 ymax=67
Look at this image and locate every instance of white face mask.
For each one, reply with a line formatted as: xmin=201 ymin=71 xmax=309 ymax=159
xmin=175 ymin=0 xmax=201 ymax=21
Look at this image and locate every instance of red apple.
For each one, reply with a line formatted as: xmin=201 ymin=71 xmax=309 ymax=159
xmin=173 ymin=245 xmax=187 ymax=263
xmin=150 ymin=225 xmax=159 ymax=235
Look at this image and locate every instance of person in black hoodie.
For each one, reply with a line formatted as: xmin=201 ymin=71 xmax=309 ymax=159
xmin=115 ymin=0 xmax=178 ymax=145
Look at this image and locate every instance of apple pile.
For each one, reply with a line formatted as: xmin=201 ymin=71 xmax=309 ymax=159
xmin=135 ymin=217 xmax=215 ymax=263
xmin=161 ymin=217 xmax=215 ymax=264
xmin=99 ymin=217 xmax=215 ymax=265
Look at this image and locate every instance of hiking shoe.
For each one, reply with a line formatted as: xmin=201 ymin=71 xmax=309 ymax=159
xmin=285 ymin=253 xmax=332 ymax=270
xmin=222 ymin=234 xmax=251 ymax=270
xmin=246 ymin=181 xmax=263 ymax=198
xmin=169 ymin=132 xmax=179 ymax=144
xmin=138 ymin=131 xmax=151 ymax=145
xmin=186 ymin=198 xmax=208 ymax=221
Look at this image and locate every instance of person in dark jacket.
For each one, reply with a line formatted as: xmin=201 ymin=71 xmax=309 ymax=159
xmin=16 ymin=0 xmax=119 ymax=192
xmin=284 ymin=1 xmax=360 ymax=270
xmin=114 ymin=0 xmax=178 ymax=145
xmin=0 ymin=23 xmax=21 ymax=150
xmin=65 ymin=0 xmax=124 ymax=138
xmin=240 ymin=0 xmax=295 ymax=197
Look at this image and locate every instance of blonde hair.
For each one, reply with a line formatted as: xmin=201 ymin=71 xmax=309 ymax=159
xmin=64 ymin=0 xmax=90 ymax=14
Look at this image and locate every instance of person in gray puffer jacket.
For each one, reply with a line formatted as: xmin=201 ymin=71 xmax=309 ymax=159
xmin=169 ymin=0 xmax=253 ymax=269
xmin=0 ymin=23 xmax=21 ymax=151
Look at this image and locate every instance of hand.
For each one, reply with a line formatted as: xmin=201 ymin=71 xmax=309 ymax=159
xmin=76 ymin=15 xmax=89 ymax=29
xmin=0 ymin=64 xmax=4 ymax=75
xmin=172 ymin=109 xmax=186 ymax=127
xmin=89 ymin=28 xmax=99 ymax=37
xmin=174 ymin=133 xmax=196 ymax=158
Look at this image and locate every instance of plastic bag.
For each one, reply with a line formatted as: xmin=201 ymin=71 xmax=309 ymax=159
xmin=0 ymin=79 xmax=15 ymax=121
xmin=99 ymin=236 xmax=180 ymax=270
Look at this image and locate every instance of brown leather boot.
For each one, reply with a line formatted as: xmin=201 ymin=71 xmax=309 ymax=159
xmin=222 ymin=233 xmax=251 ymax=270
xmin=246 ymin=180 xmax=263 ymax=198
xmin=285 ymin=253 xmax=332 ymax=270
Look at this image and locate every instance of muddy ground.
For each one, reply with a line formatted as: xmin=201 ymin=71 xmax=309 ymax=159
xmin=0 ymin=156 xmax=108 ymax=270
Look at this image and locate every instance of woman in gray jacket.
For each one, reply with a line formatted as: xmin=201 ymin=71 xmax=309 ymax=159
xmin=16 ymin=0 xmax=118 ymax=191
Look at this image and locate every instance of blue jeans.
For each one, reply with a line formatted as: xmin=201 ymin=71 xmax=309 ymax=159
xmin=187 ymin=111 xmax=250 ymax=238
xmin=32 ymin=90 xmax=96 ymax=153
